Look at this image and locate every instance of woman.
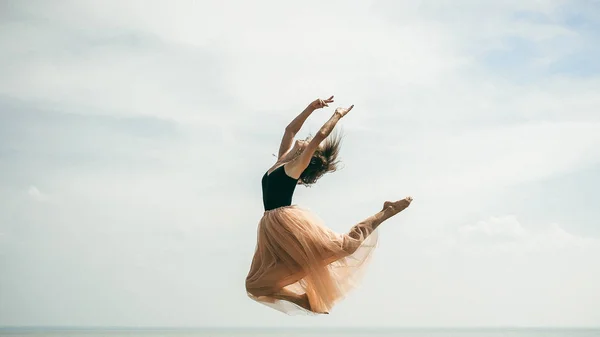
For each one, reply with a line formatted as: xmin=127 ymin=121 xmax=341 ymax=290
xmin=245 ymin=95 xmax=413 ymax=315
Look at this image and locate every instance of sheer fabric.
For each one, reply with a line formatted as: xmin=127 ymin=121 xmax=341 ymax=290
xmin=245 ymin=205 xmax=378 ymax=315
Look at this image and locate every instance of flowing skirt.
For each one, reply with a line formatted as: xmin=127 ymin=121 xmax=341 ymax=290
xmin=245 ymin=205 xmax=378 ymax=315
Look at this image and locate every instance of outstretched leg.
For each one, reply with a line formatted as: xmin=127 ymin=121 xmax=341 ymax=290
xmin=330 ymin=196 xmax=413 ymax=261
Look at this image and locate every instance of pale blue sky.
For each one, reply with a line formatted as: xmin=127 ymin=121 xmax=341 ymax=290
xmin=1 ymin=0 xmax=599 ymax=328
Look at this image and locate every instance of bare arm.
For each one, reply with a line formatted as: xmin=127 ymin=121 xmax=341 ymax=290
xmin=277 ymin=96 xmax=334 ymax=159
xmin=286 ymin=105 xmax=353 ymax=178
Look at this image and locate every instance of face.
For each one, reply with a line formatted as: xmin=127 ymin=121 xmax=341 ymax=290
xmin=295 ymin=138 xmax=310 ymax=150
xmin=294 ymin=137 xmax=325 ymax=153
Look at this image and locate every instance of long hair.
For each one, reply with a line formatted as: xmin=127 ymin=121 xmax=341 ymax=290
xmin=298 ymin=131 xmax=343 ymax=186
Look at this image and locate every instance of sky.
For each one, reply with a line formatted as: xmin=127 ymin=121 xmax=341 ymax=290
xmin=1 ymin=0 xmax=599 ymax=329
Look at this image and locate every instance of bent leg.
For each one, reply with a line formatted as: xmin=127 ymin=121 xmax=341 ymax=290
xmin=271 ymin=288 xmax=312 ymax=311
xmin=247 ymin=268 xmax=315 ymax=312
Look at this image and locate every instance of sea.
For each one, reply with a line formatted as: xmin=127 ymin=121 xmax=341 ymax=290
xmin=0 ymin=328 xmax=599 ymax=337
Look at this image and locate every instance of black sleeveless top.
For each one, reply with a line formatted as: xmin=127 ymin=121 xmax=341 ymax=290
xmin=262 ymin=165 xmax=299 ymax=211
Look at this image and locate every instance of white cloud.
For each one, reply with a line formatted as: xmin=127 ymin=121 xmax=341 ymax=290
xmin=457 ymin=215 xmax=594 ymax=253
xmin=460 ymin=215 xmax=528 ymax=240
xmin=419 ymin=121 xmax=600 ymax=192
xmin=27 ymin=186 xmax=47 ymax=202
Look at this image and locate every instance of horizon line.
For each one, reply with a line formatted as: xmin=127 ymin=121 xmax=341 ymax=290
xmin=1 ymin=326 xmax=599 ymax=330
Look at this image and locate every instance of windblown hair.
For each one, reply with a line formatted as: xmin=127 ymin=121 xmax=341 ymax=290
xmin=298 ymin=131 xmax=343 ymax=186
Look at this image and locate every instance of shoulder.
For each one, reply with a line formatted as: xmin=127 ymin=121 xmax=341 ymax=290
xmin=266 ymin=161 xmax=285 ymax=176
xmin=283 ymin=159 xmax=303 ymax=180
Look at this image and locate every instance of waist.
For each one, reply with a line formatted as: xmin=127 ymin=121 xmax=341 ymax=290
xmin=263 ymin=196 xmax=293 ymax=212
xmin=263 ymin=204 xmax=297 ymax=214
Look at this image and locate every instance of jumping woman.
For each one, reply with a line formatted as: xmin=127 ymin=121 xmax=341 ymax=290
xmin=245 ymin=96 xmax=413 ymax=315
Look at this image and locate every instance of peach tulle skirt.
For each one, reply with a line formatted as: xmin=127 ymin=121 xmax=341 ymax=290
xmin=245 ymin=205 xmax=378 ymax=315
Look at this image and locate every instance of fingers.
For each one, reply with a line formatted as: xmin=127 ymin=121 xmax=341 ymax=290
xmin=321 ymin=95 xmax=334 ymax=107
xmin=342 ymin=105 xmax=353 ymax=116
xmin=313 ymin=95 xmax=337 ymax=108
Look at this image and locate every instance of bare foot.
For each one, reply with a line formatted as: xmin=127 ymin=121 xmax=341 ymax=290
xmin=383 ymin=196 xmax=413 ymax=214
xmin=301 ymin=293 xmax=329 ymax=315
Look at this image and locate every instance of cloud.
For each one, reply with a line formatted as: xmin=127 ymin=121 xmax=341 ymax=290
xmin=460 ymin=215 xmax=528 ymax=240
xmin=457 ymin=215 xmax=594 ymax=253
xmin=0 ymin=2 xmax=234 ymax=126
xmin=27 ymin=186 xmax=47 ymax=202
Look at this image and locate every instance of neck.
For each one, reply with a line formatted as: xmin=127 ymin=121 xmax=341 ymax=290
xmin=279 ymin=146 xmax=303 ymax=164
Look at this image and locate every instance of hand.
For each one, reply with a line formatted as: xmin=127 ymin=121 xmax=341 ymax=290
xmin=334 ymin=105 xmax=354 ymax=117
xmin=309 ymin=95 xmax=334 ymax=110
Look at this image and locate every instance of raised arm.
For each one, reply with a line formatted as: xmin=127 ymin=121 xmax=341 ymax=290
xmin=277 ymin=96 xmax=334 ymax=159
xmin=286 ymin=105 xmax=353 ymax=178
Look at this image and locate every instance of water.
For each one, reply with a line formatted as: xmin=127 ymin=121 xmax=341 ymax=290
xmin=1 ymin=328 xmax=599 ymax=337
